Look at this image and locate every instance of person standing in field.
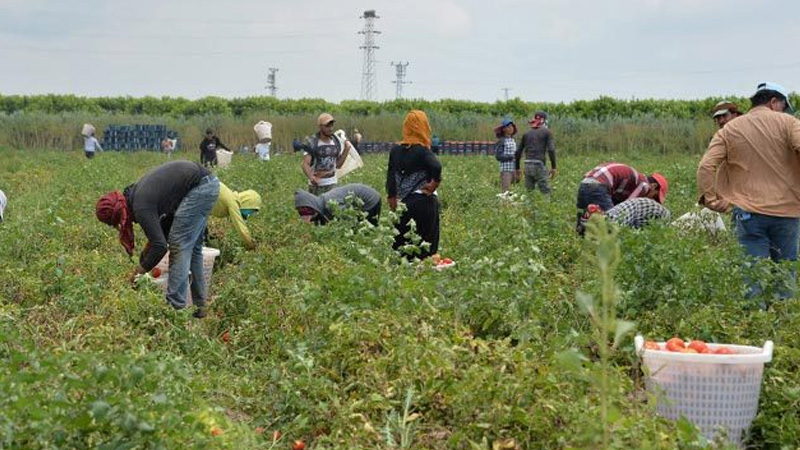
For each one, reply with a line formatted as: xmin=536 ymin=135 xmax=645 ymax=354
xmin=199 ymin=128 xmax=229 ymax=168
xmin=515 ymin=111 xmax=556 ymax=194
xmin=576 ymin=162 xmax=667 ymax=235
xmin=209 ymin=182 xmax=262 ymax=250
xmin=95 ymin=160 xmax=220 ymax=318
xmin=294 ymin=183 xmax=381 ymax=226
xmin=493 ymin=118 xmax=518 ymax=193
xmin=387 ymin=110 xmax=442 ymax=259
xmin=300 ymin=113 xmax=352 ymax=195
xmin=84 ymin=132 xmax=103 ymax=159
xmin=352 ymin=128 xmax=363 ymax=151
xmin=698 ymin=81 xmax=800 ymax=300
xmin=711 ymin=101 xmax=743 ymax=129
xmin=0 ymin=189 xmax=6 ymax=224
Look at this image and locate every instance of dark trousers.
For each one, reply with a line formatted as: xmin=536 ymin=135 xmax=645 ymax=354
xmin=394 ymin=194 xmax=440 ymax=259
xmin=366 ymin=203 xmax=381 ymax=226
xmin=575 ymin=182 xmax=614 ymax=233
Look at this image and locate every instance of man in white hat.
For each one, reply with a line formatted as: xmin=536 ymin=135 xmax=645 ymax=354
xmin=300 ymin=113 xmax=353 ymax=195
xmin=698 ymin=81 xmax=800 ymax=301
xmin=711 ymin=101 xmax=743 ymax=129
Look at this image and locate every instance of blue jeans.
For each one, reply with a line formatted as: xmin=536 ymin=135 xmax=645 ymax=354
xmin=576 ymin=182 xmax=614 ymax=233
xmin=733 ymin=207 xmax=799 ymax=299
xmin=166 ymin=175 xmax=220 ymax=309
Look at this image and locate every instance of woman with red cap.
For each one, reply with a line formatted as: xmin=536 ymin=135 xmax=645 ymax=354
xmin=95 ymin=160 xmax=220 ymax=317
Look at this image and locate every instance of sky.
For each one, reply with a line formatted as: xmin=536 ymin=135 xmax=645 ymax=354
xmin=1 ymin=0 xmax=799 ymax=103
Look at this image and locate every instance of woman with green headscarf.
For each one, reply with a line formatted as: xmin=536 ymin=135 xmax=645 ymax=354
xmin=386 ymin=110 xmax=442 ymax=259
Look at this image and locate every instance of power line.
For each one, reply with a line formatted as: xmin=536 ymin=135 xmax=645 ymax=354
xmin=359 ymin=10 xmax=380 ymax=101
xmin=501 ymin=87 xmax=511 ymax=101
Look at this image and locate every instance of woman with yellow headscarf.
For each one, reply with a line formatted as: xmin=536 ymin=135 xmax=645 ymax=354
xmin=386 ymin=110 xmax=443 ymax=259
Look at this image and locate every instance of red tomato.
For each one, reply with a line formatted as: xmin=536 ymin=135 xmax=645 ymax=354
xmin=442 ymin=258 xmax=453 ymax=265
xmin=221 ymin=330 xmax=231 ymax=344
xmin=292 ymin=440 xmax=306 ymax=450
xmin=714 ymin=347 xmax=735 ymax=355
xmin=687 ymin=340 xmax=708 ymax=354
xmin=644 ymin=341 xmax=660 ymax=351
xmin=151 ymin=267 xmax=162 ymax=278
xmin=665 ymin=337 xmax=685 ymax=352
xmin=273 ymin=430 xmax=282 ymax=441
xmin=211 ymin=427 xmax=223 ymax=436
xmin=254 ymin=427 xmax=265 ymax=435
xmin=679 ymin=348 xmax=698 ymax=353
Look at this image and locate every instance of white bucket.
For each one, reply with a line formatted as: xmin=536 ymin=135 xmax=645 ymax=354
xmin=152 ymin=247 xmax=221 ymax=305
xmin=82 ymin=123 xmax=96 ymax=137
xmin=254 ymin=121 xmax=272 ymax=143
xmin=216 ymin=149 xmax=233 ymax=168
xmin=635 ymin=335 xmax=773 ymax=447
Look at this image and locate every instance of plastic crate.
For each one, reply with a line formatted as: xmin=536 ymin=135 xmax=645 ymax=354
xmin=152 ymin=247 xmax=220 ymax=305
xmin=634 ymin=335 xmax=773 ymax=447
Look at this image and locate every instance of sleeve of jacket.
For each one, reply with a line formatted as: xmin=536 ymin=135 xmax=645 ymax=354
xmin=227 ymin=200 xmax=254 ymax=247
xmin=386 ymin=148 xmax=398 ymax=197
xmin=697 ymin=131 xmax=728 ymax=205
xmin=547 ymin=130 xmax=556 ymax=169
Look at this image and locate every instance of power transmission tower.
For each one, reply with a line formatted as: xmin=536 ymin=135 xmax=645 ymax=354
xmin=502 ymin=87 xmax=511 ymax=102
xmin=267 ymin=68 xmax=279 ymax=97
xmin=359 ymin=10 xmax=380 ymax=101
xmin=390 ymin=61 xmax=411 ymax=99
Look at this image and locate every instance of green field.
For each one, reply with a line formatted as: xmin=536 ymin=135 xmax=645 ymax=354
xmin=1 ymin=149 xmax=798 ymax=449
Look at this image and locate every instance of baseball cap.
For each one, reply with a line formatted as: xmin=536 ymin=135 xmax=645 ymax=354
xmin=755 ymin=82 xmax=795 ymax=113
xmin=529 ymin=111 xmax=548 ymax=122
xmin=494 ymin=118 xmax=518 ymax=137
xmin=0 ymin=189 xmax=6 ymax=222
xmin=649 ymin=173 xmax=668 ymax=204
xmin=317 ymin=113 xmax=335 ymax=126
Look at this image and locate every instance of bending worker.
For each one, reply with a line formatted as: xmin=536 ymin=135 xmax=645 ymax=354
xmin=210 ymin=182 xmax=262 ymax=250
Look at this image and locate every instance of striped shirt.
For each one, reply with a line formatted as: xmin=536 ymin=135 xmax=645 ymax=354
xmin=584 ymin=162 xmax=651 ymax=205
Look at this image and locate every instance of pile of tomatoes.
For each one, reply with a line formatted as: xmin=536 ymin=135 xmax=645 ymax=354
xmin=644 ymin=338 xmax=735 ymax=354
xmin=431 ymin=254 xmax=454 ymax=268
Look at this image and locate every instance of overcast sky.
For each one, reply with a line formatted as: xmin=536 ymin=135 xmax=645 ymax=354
xmin=1 ymin=0 xmax=798 ymax=103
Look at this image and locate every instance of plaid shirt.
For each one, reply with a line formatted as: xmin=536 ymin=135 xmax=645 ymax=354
xmin=606 ymin=197 xmax=670 ymax=228
xmin=585 ymin=162 xmax=650 ymax=204
xmin=498 ymin=137 xmax=517 ymax=172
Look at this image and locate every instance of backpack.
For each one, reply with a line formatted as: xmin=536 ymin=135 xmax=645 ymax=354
xmin=494 ymin=139 xmax=514 ymax=162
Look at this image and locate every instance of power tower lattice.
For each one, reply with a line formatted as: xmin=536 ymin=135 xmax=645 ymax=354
xmin=390 ymin=61 xmax=411 ymax=99
xmin=267 ymin=68 xmax=279 ymax=97
xmin=359 ymin=10 xmax=380 ymax=101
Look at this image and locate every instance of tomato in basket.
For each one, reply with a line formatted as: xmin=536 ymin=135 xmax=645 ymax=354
xmin=666 ymin=337 xmax=685 ymax=352
xmin=644 ymin=340 xmax=660 ymax=350
xmin=687 ymin=340 xmax=708 ymax=354
xmin=714 ymin=346 xmax=735 ymax=355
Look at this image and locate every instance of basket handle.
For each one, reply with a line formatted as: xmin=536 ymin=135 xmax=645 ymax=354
xmin=634 ymin=335 xmax=644 ymax=353
xmin=764 ymin=340 xmax=774 ymax=359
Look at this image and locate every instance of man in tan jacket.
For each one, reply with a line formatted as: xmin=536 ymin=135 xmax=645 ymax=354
xmin=697 ymin=81 xmax=800 ymax=300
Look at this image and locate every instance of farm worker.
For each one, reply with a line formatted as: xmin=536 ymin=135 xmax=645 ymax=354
xmin=387 ymin=110 xmax=442 ymax=260
xmin=711 ymin=101 xmax=743 ymax=129
xmin=255 ymin=141 xmax=270 ymax=161
xmin=199 ymin=128 xmax=229 ymax=168
xmin=84 ymin=131 xmax=103 ymax=159
xmin=493 ymin=118 xmax=518 ymax=193
xmin=576 ymin=162 xmax=667 ymax=235
xmin=210 ymin=183 xmax=262 ymax=250
xmin=294 ymin=183 xmax=381 ymax=226
xmin=0 ymin=189 xmax=6 ymax=223
xmin=300 ymin=113 xmax=353 ymax=195
xmin=352 ymin=128 xmax=363 ymax=150
xmin=515 ymin=111 xmax=556 ymax=193
xmin=582 ymin=197 xmax=671 ymax=230
xmin=697 ymin=81 xmax=800 ymax=301
xmin=95 ymin=160 xmax=220 ymax=318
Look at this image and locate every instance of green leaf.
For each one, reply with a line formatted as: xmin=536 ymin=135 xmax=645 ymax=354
xmin=613 ymin=320 xmax=636 ymax=349
xmin=576 ymin=291 xmax=596 ymax=319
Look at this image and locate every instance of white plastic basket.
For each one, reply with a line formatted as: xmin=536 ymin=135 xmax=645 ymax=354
xmin=216 ymin=149 xmax=233 ymax=168
xmin=152 ymin=247 xmax=220 ymax=305
xmin=635 ymin=335 xmax=773 ymax=447
xmin=81 ymin=123 xmax=95 ymax=137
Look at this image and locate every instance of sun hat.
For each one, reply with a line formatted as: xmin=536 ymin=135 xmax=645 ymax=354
xmin=712 ymin=101 xmax=739 ymax=118
xmin=649 ymin=173 xmax=669 ymax=204
xmin=755 ymin=82 xmax=795 ymax=113
xmin=317 ymin=113 xmax=335 ymax=126
xmin=494 ymin=118 xmax=517 ymax=137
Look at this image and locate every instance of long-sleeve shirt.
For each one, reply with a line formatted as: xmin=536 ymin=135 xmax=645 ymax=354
xmin=386 ymin=144 xmax=442 ymax=201
xmin=515 ymin=127 xmax=556 ymax=170
xmin=199 ymin=136 xmax=228 ymax=161
xmin=585 ymin=162 xmax=650 ymax=205
xmin=125 ymin=161 xmax=211 ymax=270
xmin=210 ymin=183 xmax=261 ymax=248
xmin=84 ymin=136 xmax=103 ymax=152
xmin=698 ymin=106 xmax=800 ymax=217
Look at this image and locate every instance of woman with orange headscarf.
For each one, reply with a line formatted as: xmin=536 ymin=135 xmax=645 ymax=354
xmin=386 ymin=110 xmax=442 ymax=259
